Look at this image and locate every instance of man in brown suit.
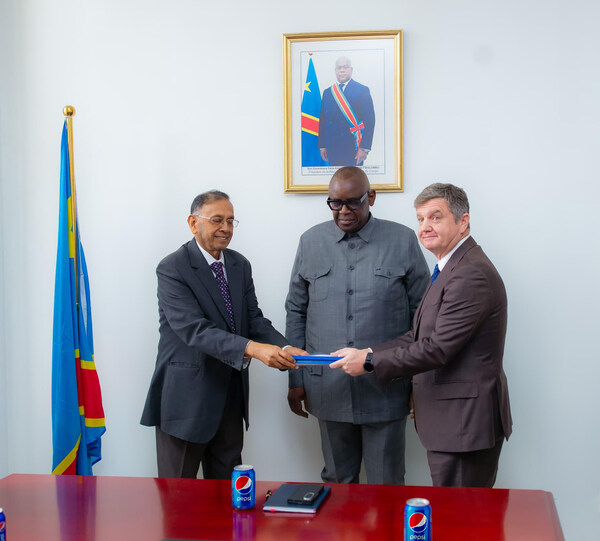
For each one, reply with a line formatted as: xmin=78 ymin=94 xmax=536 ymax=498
xmin=330 ymin=183 xmax=512 ymax=487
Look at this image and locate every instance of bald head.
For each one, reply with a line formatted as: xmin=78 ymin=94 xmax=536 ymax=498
xmin=327 ymin=167 xmax=375 ymax=233
xmin=330 ymin=166 xmax=370 ymax=193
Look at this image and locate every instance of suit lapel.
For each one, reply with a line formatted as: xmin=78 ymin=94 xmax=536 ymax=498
xmin=343 ymin=79 xmax=354 ymax=95
xmin=444 ymin=236 xmax=477 ymax=274
xmin=187 ymin=240 xmax=236 ymax=333
xmin=413 ymin=237 xmax=478 ymax=334
xmin=413 ymin=282 xmax=432 ymax=332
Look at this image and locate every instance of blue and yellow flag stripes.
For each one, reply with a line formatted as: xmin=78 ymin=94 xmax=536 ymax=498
xmin=301 ymin=57 xmax=328 ymax=167
xmin=52 ymin=109 xmax=106 ymax=475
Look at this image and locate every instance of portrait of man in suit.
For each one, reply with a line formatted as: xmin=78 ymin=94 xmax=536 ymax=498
xmin=141 ymin=190 xmax=303 ymax=479
xmin=285 ymin=167 xmax=430 ymax=485
xmin=331 ymin=183 xmax=513 ymax=488
xmin=318 ymin=56 xmax=376 ymax=166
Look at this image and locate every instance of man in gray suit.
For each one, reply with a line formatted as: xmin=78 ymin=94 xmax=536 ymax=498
xmin=332 ymin=183 xmax=512 ymax=487
xmin=285 ymin=167 xmax=430 ymax=484
xmin=141 ymin=190 xmax=303 ymax=479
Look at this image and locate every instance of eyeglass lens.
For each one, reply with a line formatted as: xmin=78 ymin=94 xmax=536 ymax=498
xmin=327 ymin=192 xmax=368 ymax=211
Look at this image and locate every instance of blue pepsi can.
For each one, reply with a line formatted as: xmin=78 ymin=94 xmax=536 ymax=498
xmin=404 ymin=498 xmax=431 ymax=541
xmin=0 ymin=507 xmax=6 ymax=541
xmin=232 ymin=465 xmax=255 ymax=509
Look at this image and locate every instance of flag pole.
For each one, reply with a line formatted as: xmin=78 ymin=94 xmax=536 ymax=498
xmin=63 ymin=105 xmax=79 ymax=299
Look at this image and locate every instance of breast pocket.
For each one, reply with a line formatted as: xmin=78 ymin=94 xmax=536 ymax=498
xmin=300 ymin=266 xmax=331 ymax=303
xmin=373 ymin=266 xmax=406 ymax=300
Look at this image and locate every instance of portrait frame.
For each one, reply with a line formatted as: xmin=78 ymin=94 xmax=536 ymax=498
xmin=283 ymin=30 xmax=403 ymax=194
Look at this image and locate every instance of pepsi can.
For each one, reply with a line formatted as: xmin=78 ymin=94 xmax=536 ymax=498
xmin=404 ymin=498 xmax=431 ymax=541
xmin=0 ymin=507 xmax=6 ymax=541
xmin=232 ymin=465 xmax=255 ymax=509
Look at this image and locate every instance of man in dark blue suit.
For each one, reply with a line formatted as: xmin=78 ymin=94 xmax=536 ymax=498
xmin=141 ymin=190 xmax=303 ymax=479
xmin=318 ymin=56 xmax=375 ymax=166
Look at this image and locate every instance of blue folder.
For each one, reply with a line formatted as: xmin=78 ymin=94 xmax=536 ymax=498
xmin=293 ymin=355 xmax=342 ymax=365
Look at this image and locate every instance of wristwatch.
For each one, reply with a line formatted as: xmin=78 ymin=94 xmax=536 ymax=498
xmin=363 ymin=352 xmax=375 ymax=373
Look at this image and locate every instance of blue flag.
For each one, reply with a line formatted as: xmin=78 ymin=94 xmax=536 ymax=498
xmin=52 ymin=120 xmax=106 ymax=475
xmin=301 ymin=57 xmax=328 ymax=167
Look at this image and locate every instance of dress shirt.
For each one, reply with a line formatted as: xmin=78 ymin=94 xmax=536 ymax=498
xmin=196 ymin=241 xmax=250 ymax=367
xmin=438 ymin=235 xmax=471 ymax=271
xmin=196 ymin=241 xmax=228 ymax=280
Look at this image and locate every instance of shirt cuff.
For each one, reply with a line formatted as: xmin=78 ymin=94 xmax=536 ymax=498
xmin=242 ymin=340 xmax=252 ymax=369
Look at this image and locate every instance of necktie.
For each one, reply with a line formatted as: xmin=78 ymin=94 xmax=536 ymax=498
xmin=431 ymin=264 xmax=440 ymax=285
xmin=210 ymin=261 xmax=236 ymax=333
xmin=340 ymin=83 xmax=346 ymax=93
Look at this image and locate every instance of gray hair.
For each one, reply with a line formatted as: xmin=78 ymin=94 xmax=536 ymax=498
xmin=414 ymin=183 xmax=469 ymax=222
xmin=190 ymin=190 xmax=230 ymax=214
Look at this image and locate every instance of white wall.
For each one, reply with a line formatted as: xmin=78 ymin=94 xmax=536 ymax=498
xmin=1 ymin=0 xmax=599 ymax=538
xmin=0 ymin=0 xmax=18 ymax=480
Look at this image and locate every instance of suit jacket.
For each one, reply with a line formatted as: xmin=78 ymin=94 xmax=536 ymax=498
xmin=318 ymin=79 xmax=375 ymax=166
xmin=285 ymin=217 xmax=430 ymax=423
xmin=372 ymin=237 xmax=513 ymax=453
xmin=140 ymin=240 xmax=287 ymax=444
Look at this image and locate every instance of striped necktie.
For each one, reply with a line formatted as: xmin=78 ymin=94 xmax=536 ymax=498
xmin=431 ymin=264 xmax=440 ymax=285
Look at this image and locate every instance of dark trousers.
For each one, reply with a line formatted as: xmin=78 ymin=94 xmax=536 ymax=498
xmin=318 ymin=417 xmax=407 ymax=484
xmin=426 ymin=437 xmax=504 ymax=487
xmin=156 ymin=372 xmax=244 ymax=479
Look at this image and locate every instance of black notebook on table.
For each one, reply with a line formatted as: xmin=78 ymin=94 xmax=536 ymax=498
xmin=262 ymin=483 xmax=330 ymax=514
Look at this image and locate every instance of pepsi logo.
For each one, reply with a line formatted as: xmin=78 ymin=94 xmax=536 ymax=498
xmin=235 ymin=476 xmax=253 ymax=495
xmin=409 ymin=512 xmax=428 ymax=533
xmin=0 ymin=520 xmax=5 ymax=530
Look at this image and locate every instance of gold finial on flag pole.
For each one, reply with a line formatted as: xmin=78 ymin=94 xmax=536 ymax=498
xmin=63 ymin=105 xmax=79 ymax=297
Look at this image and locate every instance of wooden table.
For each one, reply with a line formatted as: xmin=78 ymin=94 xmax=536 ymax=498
xmin=0 ymin=474 xmax=564 ymax=540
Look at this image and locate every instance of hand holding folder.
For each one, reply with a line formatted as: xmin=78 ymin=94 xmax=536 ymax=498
xmin=292 ymin=355 xmax=343 ymax=365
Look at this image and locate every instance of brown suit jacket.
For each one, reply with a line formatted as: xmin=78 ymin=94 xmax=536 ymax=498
xmin=372 ymin=236 xmax=512 ymax=453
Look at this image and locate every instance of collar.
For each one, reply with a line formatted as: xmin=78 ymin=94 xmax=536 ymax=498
xmin=438 ymin=234 xmax=470 ymax=271
xmin=333 ymin=213 xmax=376 ymax=242
xmin=195 ymin=240 xmax=225 ymax=267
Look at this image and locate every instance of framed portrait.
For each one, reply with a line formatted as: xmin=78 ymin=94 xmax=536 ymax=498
xmin=283 ymin=30 xmax=403 ymax=193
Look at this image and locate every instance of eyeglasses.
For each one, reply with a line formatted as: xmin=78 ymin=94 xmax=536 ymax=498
xmin=326 ymin=192 xmax=369 ymax=211
xmin=195 ymin=215 xmax=239 ymax=228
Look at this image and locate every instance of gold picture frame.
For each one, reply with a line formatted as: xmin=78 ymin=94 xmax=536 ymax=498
xmin=283 ymin=30 xmax=403 ymax=193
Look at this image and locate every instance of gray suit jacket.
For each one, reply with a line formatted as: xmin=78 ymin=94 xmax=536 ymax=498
xmin=285 ymin=217 xmax=430 ymax=423
xmin=140 ymin=240 xmax=286 ymax=443
xmin=372 ymin=237 xmax=513 ymax=452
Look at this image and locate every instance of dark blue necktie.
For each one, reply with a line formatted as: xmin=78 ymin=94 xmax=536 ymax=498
xmin=431 ymin=264 xmax=440 ymax=285
xmin=210 ymin=261 xmax=236 ymax=333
